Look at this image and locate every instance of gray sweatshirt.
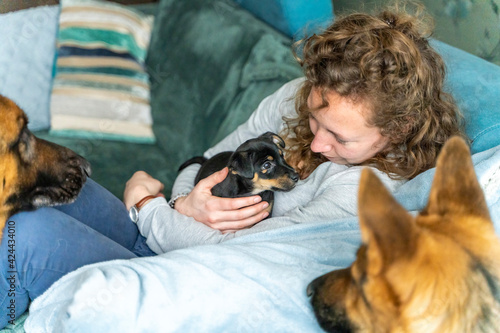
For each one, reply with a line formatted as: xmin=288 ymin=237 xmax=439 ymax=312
xmin=137 ymin=78 xmax=404 ymax=254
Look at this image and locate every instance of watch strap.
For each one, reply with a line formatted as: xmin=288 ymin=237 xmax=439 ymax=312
xmin=135 ymin=195 xmax=159 ymax=211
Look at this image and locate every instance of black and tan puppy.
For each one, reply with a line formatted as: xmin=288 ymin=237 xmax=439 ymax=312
xmin=0 ymin=95 xmax=91 ymax=241
xmin=307 ymin=136 xmax=500 ymax=333
xmin=179 ymin=132 xmax=299 ymax=215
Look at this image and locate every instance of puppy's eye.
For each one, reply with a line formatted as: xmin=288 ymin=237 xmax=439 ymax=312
xmin=262 ymin=161 xmax=274 ymax=170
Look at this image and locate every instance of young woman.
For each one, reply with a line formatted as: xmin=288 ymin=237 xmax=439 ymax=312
xmin=0 ymin=7 xmax=464 ymax=328
xmin=123 ymin=7 xmax=464 ymax=251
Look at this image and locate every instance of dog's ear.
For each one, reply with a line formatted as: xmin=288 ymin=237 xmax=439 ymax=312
xmin=259 ymin=132 xmax=285 ymax=149
xmin=229 ymin=152 xmax=254 ymax=179
xmin=358 ymin=169 xmax=417 ymax=276
xmin=424 ymin=136 xmax=490 ymax=221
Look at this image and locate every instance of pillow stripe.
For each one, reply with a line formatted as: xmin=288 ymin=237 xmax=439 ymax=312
xmin=55 ymin=73 xmax=149 ymax=88
xmin=57 ymin=56 xmax=144 ymax=72
xmin=52 ymin=86 xmax=150 ymax=105
xmin=56 ymin=67 xmax=149 ymax=83
xmin=54 ymin=79 xmax=149 ymax=96
xmin=58 ymin=27 xmax=147 ymax=61
xmin=61 ymin=2 xmax=153 ymax=27
xmin=58 ymin=46 xmax=137 ymax=62
xmin=51 ymin=94 xmax=152 ymax=122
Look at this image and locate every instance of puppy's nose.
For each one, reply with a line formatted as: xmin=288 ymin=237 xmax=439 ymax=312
xmin=291 ymin=172 xmax=299 ymax=183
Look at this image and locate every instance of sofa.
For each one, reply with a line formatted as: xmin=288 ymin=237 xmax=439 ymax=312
xmin=1 ymin=0 xmax=500 ymax=331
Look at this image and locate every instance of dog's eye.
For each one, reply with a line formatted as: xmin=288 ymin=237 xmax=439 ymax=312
xmin=262 ymin=161 xmax=274 ymax=170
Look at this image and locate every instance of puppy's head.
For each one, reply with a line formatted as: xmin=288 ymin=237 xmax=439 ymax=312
xmin=308 ymin=137 xmax=500 ymax=332
xmin=229 ymin=132 xmax=299 ymax=193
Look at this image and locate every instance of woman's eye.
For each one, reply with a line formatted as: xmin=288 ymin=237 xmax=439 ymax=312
xmin=335 ymin=136 xmax=347 ymax=145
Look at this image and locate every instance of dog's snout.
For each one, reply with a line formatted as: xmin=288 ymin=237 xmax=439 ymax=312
xmin=307 ymin=281 xmax=315 ymax=297
xmin=307 ymin=275 xmax=323 ymax=297
xmin=290 ymin=172 xmax=299 ymax=183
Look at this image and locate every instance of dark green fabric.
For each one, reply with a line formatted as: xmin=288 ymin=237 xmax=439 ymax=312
xmin=147 ymin=0 xmax=299 ymax=164
xmin=213 ymin=34 xmax=303 ymax=144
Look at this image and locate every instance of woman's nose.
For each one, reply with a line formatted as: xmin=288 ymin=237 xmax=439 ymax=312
xmin=310 ymin=131 xmax=332 ymax=154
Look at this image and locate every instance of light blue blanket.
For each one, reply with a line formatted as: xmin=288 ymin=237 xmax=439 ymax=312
xmin=25 ymin=145 xmax=500 ymax=332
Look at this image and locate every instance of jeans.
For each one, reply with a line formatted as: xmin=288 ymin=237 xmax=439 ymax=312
xmin=0 ymin=178 xmax=155 ymax=328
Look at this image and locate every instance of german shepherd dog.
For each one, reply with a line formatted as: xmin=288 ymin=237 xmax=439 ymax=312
xmin=0 ymin=95 xmax=91 ymax=241
xmin=308 ymin=137 xmax=500 ymax=332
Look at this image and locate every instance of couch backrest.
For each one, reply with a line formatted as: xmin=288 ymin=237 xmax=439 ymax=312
xmin=432 ymin=40 xmax=500 ymax=154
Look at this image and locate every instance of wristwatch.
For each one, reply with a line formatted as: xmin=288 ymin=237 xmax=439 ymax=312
xmin=129 ymin=195 xmax=158 ymax=223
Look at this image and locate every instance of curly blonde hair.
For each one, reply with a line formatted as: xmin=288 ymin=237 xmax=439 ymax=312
xmin=283 ymin=5 xmax=466 ymax=180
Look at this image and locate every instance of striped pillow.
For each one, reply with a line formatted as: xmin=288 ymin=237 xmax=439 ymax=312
xmin=50 ymin=0 xmax=155 ymax=143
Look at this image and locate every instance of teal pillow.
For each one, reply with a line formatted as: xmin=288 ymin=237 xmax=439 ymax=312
xmin=432 ymin=40 xmax=500 ymax=154
xmin=50 ymin=0 xmax=156 ymax=144
xmin=232 ymin=0 xmax=334 ymax=38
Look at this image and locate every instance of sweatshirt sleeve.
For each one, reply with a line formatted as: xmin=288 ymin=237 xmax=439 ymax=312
xmin=170 ymin=164 xmax=200 ymax=198
xmin=136 ymin=197 xmax=237 ymax=254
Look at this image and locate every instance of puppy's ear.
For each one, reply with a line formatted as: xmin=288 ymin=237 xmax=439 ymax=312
xmin=259 ymin=132 xmax=285 ymax=148
xmin=424 ymin=136 xmax=490 ymax=221
xmin=358 ymin=169 xmax=417 ymax=276
xmin=229 ymin=152 xmax=254 ymax=179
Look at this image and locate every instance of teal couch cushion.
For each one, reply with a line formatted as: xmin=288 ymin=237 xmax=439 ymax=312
xmin=432 ymin=40 xmax=500 ymax=154
xmin=232 ymin=0 xmax=334 ymax=38
xmin=213 ymin=34 xmax=303 ymax=144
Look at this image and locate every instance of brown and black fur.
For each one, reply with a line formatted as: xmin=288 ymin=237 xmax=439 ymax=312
xmin=308 ymin=136 xmax=500 ymax=333
xmin=0 ymin=95 xmax=91 ymax=241
xmin=179 ymin=132 xmax=299 ymax=215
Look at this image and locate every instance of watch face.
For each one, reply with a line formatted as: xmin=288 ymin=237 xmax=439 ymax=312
xmin=129 ymin=206 xmax=139 ymax=222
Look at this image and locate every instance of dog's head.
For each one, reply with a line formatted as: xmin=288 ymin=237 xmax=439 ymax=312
xmin=228 ymin=132 xmax=299 ymax=193
xmin=308 ymin=136 xmax=500 ymax=332
xmin=0 ymin=95 xmax=91 ymax=220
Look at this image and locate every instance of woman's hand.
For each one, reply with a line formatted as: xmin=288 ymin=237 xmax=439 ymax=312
xmin=124 ymin=171 xmax=165 ymax=210
xmin=175 ymin=167 xmax=270 ymax=233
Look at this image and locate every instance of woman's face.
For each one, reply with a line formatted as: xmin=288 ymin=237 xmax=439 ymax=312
xmin=308 ymin=87 xmax=389 ymax=165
